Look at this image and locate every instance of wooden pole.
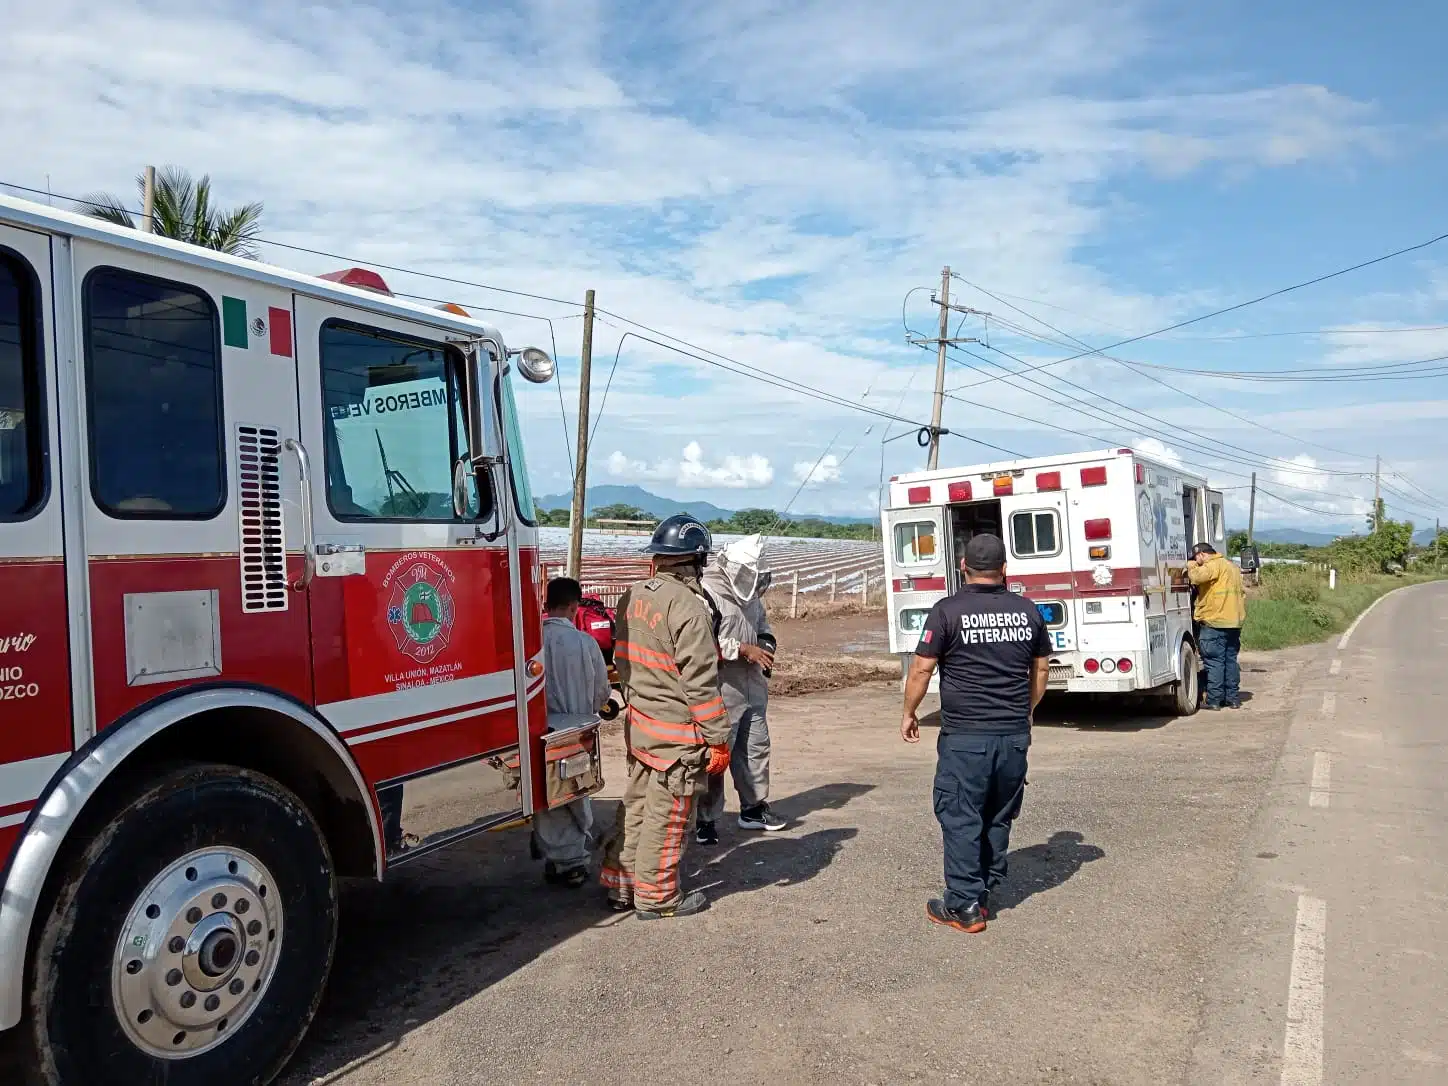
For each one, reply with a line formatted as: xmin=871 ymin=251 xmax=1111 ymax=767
xmin=790 ymin=571 xmax=799 ymax=619
xmin=566 ymin=289 xmax=596 ymax=579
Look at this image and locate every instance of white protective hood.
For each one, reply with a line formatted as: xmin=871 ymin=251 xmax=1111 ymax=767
xmin=719 ymin=533 xmax=771 ymax=603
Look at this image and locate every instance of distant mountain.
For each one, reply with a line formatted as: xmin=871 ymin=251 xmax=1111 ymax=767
xmin=1252 ymin=527 xmax=1440 ymax=546
xmin=534 ymin=484 xmax=874 ymax=525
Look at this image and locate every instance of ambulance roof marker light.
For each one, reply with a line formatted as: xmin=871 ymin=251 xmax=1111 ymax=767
xmin=907 ymin=486 xmax=931 ymax=504
xmin=1135 ymin=462 xmax=1146 ymax=484
xmin=1036 ymin=471 xmax=1062 ymax=492
xmin=1080 ymin=466 xmax=1108 ymax=487
xmin=437 ymin=301 xmax=470 ymax=316
xmin=993 ymin=476 xmax=1014 ymax=496
xmin=318 ymin=267 xmax=393 ymax=295
xmin=1117 ymin=448 xmax=1133 ymax=455
xmin=948 ymin=481 xmax=973 ymax=502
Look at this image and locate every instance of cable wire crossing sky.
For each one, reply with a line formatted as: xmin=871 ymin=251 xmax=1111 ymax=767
xmin=3 ymin=0 xmax=1446 ymax=532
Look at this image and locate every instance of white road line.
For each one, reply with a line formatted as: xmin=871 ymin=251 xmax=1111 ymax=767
xmin=1338 ymin=583 xmax=1415 ymax=649
xmin=1309 ymin=752 xmax=1332 ymax=809
xmin=1328 ymin=658 xmax=1341 ymax=676
xmin=1281 ymin=894 xmax=1327 ymax=1086
xmin=1321 ymin=692 xmax=1336 ymax=718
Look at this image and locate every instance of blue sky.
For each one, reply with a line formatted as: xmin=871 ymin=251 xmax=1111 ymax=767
xmin=3 ymin=0 xmax=1446 ymax=530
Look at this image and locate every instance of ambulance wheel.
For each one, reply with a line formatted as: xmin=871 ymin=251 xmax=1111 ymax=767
xmin=22 ymin=764 xmax=337 ymax=1086
xmin=1172 ymin=644 xmax=1201 ymax=716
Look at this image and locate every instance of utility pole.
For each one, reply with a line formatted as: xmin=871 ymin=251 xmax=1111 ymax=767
xmin=1247 ymin=472 xmax=1257 ymax=545
xmin=1373 ymin=454 xmax=1381 ymax=532
xmin=906 ymin=267 xmax=982 ymax=470
xmin=140 ymin=165 xmax=156 ymax=234
xmin=927 ymin=266 xmax=951 ymax=470
xmin=566 ymin=289 xmax=596 ymax=580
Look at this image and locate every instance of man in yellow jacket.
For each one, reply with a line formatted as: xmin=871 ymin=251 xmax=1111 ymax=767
xmin=1187 ymin=542 xmax=1247 ymax=710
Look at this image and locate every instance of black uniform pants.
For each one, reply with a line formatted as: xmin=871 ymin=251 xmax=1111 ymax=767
xmin=933 ymin=730 xmax=1030 ymax=912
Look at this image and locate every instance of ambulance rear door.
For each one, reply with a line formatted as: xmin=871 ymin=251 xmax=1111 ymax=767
xmin=1002 ymin=490 xmax=1076 ymax=655
xmin=883 ymin=504 xmax=949 ymax=656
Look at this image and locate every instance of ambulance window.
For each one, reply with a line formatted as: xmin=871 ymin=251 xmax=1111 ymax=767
xmin=84 ymin=268 xmax=224 ymax=518
xmin=319 ymin=321 xmax=490 ymax=522
xmin=0 ymin=251 xmax=44 ymax=520
xmin=894 ymin=521 xmax=937 ymax=565
xmin=1010 ymin=510 xmax=1060 ymax=558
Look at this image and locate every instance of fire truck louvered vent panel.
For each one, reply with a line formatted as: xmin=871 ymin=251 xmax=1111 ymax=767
xmin=238 ymin=425 xmax=288 ymax=613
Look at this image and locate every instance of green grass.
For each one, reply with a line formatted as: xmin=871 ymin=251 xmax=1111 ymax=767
xmin=1242 ymin=569 xmax=1445 ymax=652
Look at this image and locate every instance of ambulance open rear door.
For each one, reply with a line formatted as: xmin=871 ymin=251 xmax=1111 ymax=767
xmin=882 ymin=504 xmax=949 ymax=660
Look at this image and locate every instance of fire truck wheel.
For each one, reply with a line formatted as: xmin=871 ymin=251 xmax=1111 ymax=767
xmin=1172 ymin=643 xmax=1201 ymax=716
xmin=22 ymin=764 xmax=337 ymax=1086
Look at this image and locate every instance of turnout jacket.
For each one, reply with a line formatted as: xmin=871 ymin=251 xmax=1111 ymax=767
xmin=615 ymin=570 xmax=729 ymax=770
xmin=701 ymin=566 xmax=773 ymax=716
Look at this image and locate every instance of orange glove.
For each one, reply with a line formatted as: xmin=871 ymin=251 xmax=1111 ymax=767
xmin=705 ymin=743 xmax=731 ymax=776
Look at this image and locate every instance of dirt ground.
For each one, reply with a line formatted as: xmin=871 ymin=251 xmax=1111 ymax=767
xmin=259 ymin=643 xmax=1317 ymax=1086
xmin=764 ymin=606 xmax=899 ymax=697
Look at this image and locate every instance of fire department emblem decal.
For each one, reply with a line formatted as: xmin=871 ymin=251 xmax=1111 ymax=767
xmin=385 ymin=556 xmax=456 ymax=663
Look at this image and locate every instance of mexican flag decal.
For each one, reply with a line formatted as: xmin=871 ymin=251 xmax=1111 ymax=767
xmin=222 ymin=296 xmax=293 ymax=358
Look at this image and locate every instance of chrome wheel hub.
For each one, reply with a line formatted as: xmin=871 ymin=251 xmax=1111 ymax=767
xmin=112 ymin=848 xmax=284 ymax=1059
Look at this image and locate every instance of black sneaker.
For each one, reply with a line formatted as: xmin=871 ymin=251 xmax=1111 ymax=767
xmin=926 ymin=898 xmax=987 ymax=933
xmin=738 ymin=803 xmax=787 ymax=832
xmin=1202 ymin=703 xmax=1222 ymax=712
xmin=636 ymin=891 xmax=709 ymax=920
xmin=695 ymin=820 xmax=719 ymax=846
xmin=543 ymin=861 xmax=589 ymax=888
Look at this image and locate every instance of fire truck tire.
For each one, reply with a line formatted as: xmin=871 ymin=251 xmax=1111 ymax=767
xmin=1172 ymin=644 xmax=1201 ymax=716
xmin=20 ymin=764 xmax=337 ymax=1086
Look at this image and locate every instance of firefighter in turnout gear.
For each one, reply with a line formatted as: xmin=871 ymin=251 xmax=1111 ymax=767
xmin=599 ymin=514 xmax=730 ymax=918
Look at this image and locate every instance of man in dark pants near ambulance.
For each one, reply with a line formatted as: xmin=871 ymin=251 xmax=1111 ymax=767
xmin=901 ymin=534 xmax=1051 ymax=933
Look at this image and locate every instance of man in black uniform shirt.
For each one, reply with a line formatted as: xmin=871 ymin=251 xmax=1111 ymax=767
xmin=900 ymin=533 xmax=1051 ymax=933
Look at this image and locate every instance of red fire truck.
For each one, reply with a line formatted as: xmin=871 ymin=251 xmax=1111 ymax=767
xmin=0 ymin=194 xmax=603 ymax=1084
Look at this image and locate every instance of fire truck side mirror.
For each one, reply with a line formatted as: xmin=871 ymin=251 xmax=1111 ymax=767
xmin=453 ymin=458 xmax=479 ymax=519
xmin=516 ymin=346 xmax=555 ymax=384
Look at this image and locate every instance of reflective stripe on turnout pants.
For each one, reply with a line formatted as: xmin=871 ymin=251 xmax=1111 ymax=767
xmin=599 ymin=755 xmax=706 ymax=910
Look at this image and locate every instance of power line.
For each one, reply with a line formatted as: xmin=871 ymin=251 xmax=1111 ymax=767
xmin=950 ymin=273 xmax=1377 ymax=463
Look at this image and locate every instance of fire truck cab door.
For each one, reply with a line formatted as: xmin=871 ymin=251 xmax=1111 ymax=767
xmin=0 ymin=224 xmax=72 ymax=860
xmin=292 ymin=297 xmax=526 ymax=851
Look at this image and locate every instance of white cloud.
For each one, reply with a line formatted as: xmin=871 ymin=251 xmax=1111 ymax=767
xmin=606 ymin=442 xmax=773 ymax=489
xmin=792 ymin=454 xmax=842 ymax=486
xmin=1271 ymin=454 xmax=1331 ymax=494
xmin=1135 ymin=438 xmax=1184 ymax=467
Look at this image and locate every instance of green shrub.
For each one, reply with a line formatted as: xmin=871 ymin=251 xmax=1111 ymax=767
xmin=1261 ymin=565 xmax=1323 ymax=605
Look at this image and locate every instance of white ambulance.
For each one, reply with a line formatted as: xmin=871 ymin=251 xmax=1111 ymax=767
xmin=882 ymin=448 xmax=1228 ymax=715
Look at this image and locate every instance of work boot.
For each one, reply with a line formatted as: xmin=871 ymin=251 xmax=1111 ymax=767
xmin=635 ymin=891 xmax=709 ymax=920
xmin=695 ymin=820 xmax=719 ymax=846
xmin=544 ymin=861 xmax=589 ymax=888
xmin=605 ymin=891 xmax=634 ymax=913
xmin=926 ymin=899 xmax=987 ymax=934
xmin=738 ymin=803 xmax=787 ymax=832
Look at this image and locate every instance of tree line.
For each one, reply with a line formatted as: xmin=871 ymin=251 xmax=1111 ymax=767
xmin=533 ymin=502 xmax=879 ymax=541
xmin=1227 ymin=501 xmax=1445 ymax=574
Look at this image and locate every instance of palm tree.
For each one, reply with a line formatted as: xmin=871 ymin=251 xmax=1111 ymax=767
xmin=77 ymin=166 xmax=264 ymax=258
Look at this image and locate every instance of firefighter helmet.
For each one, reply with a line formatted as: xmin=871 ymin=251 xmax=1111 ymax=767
xmin=644 ymin=514 xmax=713 ymax=557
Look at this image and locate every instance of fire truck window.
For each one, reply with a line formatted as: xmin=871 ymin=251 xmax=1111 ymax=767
xmin=84 ymin=268 xmax=224 ymax=518
xmin=0 ymin=253 xmax=43 ymax=519
xmin=499 ymin=371 xmax=536 ymax=525
xmin=1010 ymin=510 xmax=1060 ymax=558
xmin=320 ymin=322 xmax=489 ymax=521
xmin=894 ymin=521 xmax=937 ymax=565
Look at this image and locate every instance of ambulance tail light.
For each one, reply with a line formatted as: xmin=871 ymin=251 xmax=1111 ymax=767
xmin=1080 ymin=466 xmax=1107 ymax=487
xmin=1099 ymin=658 xmax=1117 ymax=674
xmin=1035 ymin=471 xmax=1061 ymax=492
xmin=1117 ymin=658 xmax=1133 ymax=674
xmin=1084 ymin=518 xmax=1112 ymax=541
xmin=948 ymin=481 xmax=973 ymax=502
xmin=1083 ymin=658 xmax=1100 ymax=674
xmin=993 ymin=476 xmax=1014 ymax=496
xmin=907 ymin=486 xmax=931 ymax=504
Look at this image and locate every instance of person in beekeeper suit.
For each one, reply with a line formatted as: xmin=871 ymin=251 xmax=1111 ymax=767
xmin=695 ymin=533 xmax=787 ymax=843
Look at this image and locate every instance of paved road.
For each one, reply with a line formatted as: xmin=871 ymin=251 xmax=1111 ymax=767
xmin=278 ymin=643 xmax=1319 ymax=1085
xmin=1192 ymin=580 xmax=1448 ymax=1085
xmin=5 ymin=584 xmax=1443 ymax=1084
